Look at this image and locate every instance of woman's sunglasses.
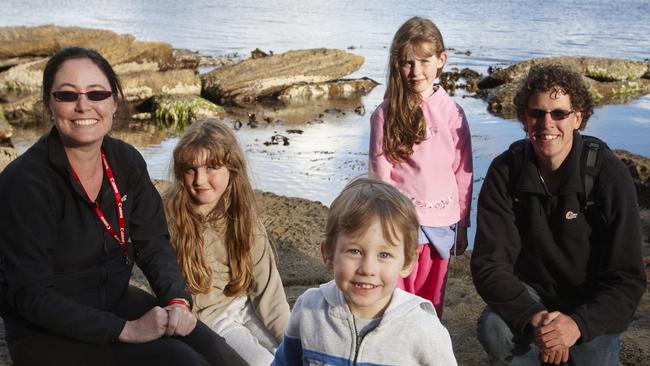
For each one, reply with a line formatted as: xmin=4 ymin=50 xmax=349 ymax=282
xmin=52 ymin=90 xmax=113 ymax=102
xmin=526 ymin=108 xmax=574 ymax=121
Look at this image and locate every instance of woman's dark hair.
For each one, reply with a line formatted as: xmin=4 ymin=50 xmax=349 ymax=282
xmin=513 ymin=63 xmax=594 ymax=130
xmin=42 ymin=47 xmax=124 ymax=111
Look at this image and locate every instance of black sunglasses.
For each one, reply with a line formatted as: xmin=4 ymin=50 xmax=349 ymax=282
xmin=52 ymin=90 xmax=113 ymax=102
xmin=526 ymin=108 xmax=574 ymax=121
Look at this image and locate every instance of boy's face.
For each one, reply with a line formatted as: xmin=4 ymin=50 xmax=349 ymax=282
xmin=323 ymin=217 xmax=413 ymax=319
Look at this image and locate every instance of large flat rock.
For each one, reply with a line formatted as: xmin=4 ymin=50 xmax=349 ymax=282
xmin=201 ymin=48 xmax=364 ymax=105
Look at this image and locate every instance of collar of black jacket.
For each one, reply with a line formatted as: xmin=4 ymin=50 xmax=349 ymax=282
xmin=516 ymin=131 xmax=583 ymax=196
xmin=46 ymin=126 xmax=117 ymax=203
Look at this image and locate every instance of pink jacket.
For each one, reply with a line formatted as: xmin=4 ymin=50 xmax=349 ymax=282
xmin=369 ymin=87 xmax=473 ymax=227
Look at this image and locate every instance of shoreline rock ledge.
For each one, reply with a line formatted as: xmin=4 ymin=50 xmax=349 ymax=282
xmin=201 ymin=48 xmax=374 ymax=105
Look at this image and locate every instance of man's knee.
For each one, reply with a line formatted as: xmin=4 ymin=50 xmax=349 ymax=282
xmin=571 ymin=334 xmax=620 ymax=366
xmin=477 ymin=306 xmax=515 ymax=355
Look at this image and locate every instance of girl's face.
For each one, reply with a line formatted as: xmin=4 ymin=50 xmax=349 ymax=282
xmin=182 ymin=149 xmax=230 ymax=216
xmin=398 ymin=43 xmax=447 ymax=98
xmin=49 ymin=58 xmax=117 ymax=149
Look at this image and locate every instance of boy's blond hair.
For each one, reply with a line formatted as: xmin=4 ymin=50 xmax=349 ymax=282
xmin=324 ymin=177 xmax=419 ymax=268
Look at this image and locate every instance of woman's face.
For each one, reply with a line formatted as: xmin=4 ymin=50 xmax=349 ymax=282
xmin=48 ymin=58 xmax=117 ymax=149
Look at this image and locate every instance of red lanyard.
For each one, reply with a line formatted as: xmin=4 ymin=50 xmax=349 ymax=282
xmin=71 ymin=149 xmax=129 ymax=264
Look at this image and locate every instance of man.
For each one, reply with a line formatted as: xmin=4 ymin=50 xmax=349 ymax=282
xmin=471 ymin=63 xmax=645 ymax=365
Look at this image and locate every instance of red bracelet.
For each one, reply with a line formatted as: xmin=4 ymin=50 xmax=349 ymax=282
xmin=167 ymin=299 xmax=192 ymax=312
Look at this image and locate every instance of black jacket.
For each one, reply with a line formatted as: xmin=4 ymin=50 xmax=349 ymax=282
xmin=0 ymin=128 xmax=190 ymax=344
xmin=471 ymin=133 xmax=646 ymax=342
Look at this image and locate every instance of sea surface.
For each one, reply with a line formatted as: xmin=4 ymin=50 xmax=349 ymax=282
xmin=3 ymin=0 xmax=650 ymax=242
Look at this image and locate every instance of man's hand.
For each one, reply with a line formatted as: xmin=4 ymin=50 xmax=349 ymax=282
xmin=530 ymin=310 xmax=574 ymax=364
xmin=530 ymin=310 xmax=549 ymax=328
xmin=535 ymin=311 xmax=581 ymax=349
xmin=164 ymin=303 xmax=197 ymax=337
xmin=539 ymin=344 xmax=570 ymax=365
xmin=118 ymin=306 xmax=168 ymax=343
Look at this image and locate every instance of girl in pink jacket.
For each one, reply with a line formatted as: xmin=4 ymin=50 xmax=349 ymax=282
xmin=369 ymin=16 xmax=473 ymax=317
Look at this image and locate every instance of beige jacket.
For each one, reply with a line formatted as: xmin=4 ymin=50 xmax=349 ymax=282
xmin=192 ymin=219 xmax=290 ymax=342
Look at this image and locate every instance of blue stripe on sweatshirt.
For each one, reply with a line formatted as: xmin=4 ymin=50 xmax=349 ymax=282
xmin=272 ymin=336 xmax=303 ymax=366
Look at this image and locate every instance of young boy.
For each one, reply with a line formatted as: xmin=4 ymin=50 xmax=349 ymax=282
xmin=272 ymin=177 xmax=457 ymax=365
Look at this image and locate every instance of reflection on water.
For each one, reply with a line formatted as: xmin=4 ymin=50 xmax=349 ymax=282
xmin=227 ymin=94 xmax=369 ymax=125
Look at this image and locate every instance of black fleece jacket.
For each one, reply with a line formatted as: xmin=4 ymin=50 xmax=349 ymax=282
xmin=0 ymin=128 xmax=190 ymax=344
xmin=471 ymin=132 xmax=645 ymax=342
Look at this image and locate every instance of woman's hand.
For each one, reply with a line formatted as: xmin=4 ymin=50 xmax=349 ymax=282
xmin=118 ymin=306 xmax=168 ymax=343
xmin=164 ymin=303 xmax=197 ymax=337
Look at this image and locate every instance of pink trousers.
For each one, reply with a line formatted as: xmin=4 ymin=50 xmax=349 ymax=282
xmin=397 ymin=243 xmax=449 ymax=318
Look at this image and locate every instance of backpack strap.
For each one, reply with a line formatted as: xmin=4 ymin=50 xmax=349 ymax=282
xmin=580 ymin=135 xmax=606 ymax=211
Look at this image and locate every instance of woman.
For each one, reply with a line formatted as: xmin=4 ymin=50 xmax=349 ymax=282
xmin=0 ymin=47 xmax=246 ymax=366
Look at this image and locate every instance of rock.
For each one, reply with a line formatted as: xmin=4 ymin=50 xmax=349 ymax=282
xmin=201 ymin=48 xmax=364 ymax=105
xmin=477 ymin=57 xmax=650 ymax=119
xmin=0 ymin=108 xmax=12 ymax=145
xmin=0 ymin=146 xmax=19 ymax=172
xmin=1 ymin=93 xmax=43 ymax=126
xmin=251 ymin=48 xmax=270 ymax=59
xmin=198 ymin=54 xmax=237 ymax=69
xmin=277 ymin=77 xmax=378 ymax=101
xmin=0 ymin=26 xmax=196 ymax=102
xmin=0 ymin=25 xmax=134 ymax=59
xmin=614 ymin=149 xmax=650 ymax=208
xmin=584 ymin=77 xmax=650 ymax=105
xmin=0 ymin=25 xmax=181 ymax=71
xmin=0 ymin=56 xmax=42 ymax=73
xmin=482 ymin=82 xmax=520 ymax=119
xmin=151 ymin=94 xmax=225 ymax=130
xmin=479 ymin=56 xmax=649 ymax=89
xmin=105 ymin=41 xmax=173 ymax=69
xmin=482 ymin=76 xmax=650 ymax=120
xmin=0 ymin=58 xmax=47 ymax=97
xmin=119 ymin=69 xmax=200 ymax=103
xmin=254 ymin=190 xmax=331 ymax=286
xmin=166 ymin=48 xmax=201 ymax=71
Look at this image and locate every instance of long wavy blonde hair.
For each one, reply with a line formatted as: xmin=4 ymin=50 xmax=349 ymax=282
xmin=163 ymin=119 xmax=256 ymax=296
xmin=384 ymin=17 xmax=446 ymax=162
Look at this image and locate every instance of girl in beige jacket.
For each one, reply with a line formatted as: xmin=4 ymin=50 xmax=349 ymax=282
xmin=163 ymin=120 xmax=290 ymax=366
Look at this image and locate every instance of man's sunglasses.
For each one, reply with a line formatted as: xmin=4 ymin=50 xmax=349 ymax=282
xmin=526 ymin=108 xmax=574 ymax=121
xmin=52 ymin=90 xmax=113 ymax=102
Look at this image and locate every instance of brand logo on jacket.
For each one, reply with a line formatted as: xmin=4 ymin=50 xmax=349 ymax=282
xmin=565 ymin=211 xmax=578 ymax=220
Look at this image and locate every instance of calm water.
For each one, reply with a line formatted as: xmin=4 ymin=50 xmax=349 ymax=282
xmin=3 ymin=0 xmax=650 ymax=242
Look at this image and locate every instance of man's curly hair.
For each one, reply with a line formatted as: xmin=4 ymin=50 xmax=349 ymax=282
xmin=514 ymin=63 xmax=594 ymax=130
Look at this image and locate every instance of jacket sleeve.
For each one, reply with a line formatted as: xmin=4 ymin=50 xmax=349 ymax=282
xmin=129 ymin=155 xmax=191 ymax=305
xmin=569 ymin=156 xmax=646 ymax=342
xmin=450 ymin=104 xmax=473 ymax=227
xmin=470 ymin=157 xmax=546 ymax=335
xmin=0 ymin=168 xmax=126 ymax=344
xmin=271 ymin=295 xmax=305 ymax=366
xmin=420 ymin=309 xmax=458 ymax=366
xmin=249 ymin=222 xmax=290 ymax=343
xmin=368 ymin=105 xmax=392 ymax=181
